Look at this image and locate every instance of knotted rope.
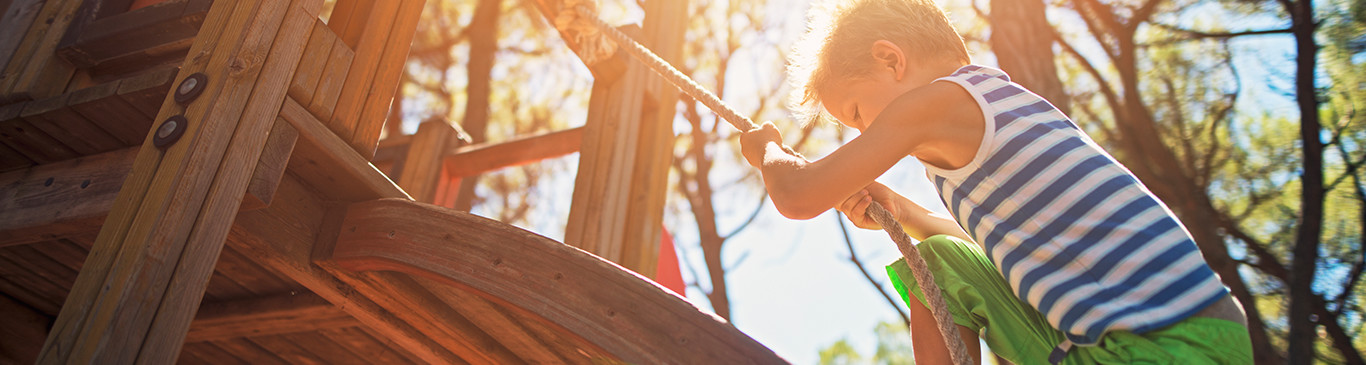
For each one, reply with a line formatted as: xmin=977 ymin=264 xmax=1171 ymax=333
xmin=559 ymin=4 xmax=973 ymax=364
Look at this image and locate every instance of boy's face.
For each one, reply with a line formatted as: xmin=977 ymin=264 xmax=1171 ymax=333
xmin=819 ymin=71 xmax=919 ymax=132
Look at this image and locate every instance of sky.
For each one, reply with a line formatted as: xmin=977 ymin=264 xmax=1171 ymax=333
xmin=454 ymin=0 xmax=1306 ymax=363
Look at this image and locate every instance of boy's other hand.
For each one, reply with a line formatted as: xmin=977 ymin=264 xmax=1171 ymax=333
xmin=838 ymin=182 xmax=901 ymax=230
xmin=740 ymin=122 xmax=783 ymax=167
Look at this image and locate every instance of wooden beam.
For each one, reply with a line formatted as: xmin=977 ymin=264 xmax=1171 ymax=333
xmin=0 ymin=293 xmax=50 ymax=364
xmin=0 ymin=147 xmax=135 ymax=248
xmin=37 ymin=0 xmax=322 ymax=362
xmin=347 ymin=0 xmax=426 ymax=159
xmin=395 ymin=120 xmax=460 ymax=203
xmin=330 ymin=199 xmax=784 ymax=364
xmin=564 ymin=0 xmax=687 ymax=276
xmin=442 ymin=126 xmax=583 ymax=178
xmin=279 ymin=96 xmax=408 ymax=202
xmin=0 ymin=0 xmax=83 ymax=102
xmin=0 ymin=0 xmax=45 ymax=80
xmin=185 ymin=292 xmax=359 ymax=342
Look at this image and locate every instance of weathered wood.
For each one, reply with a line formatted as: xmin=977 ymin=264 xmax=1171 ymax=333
xmin=67 ymin=77 xmax=157 ymax=147
xmin=395 ymin=121 xmax=459 ymax=203
xmin=229 ymin=174 xmax=459 ymax=364
xmin=0 ymin=147 xmax=135 ymax=248
xmin=326 ymin=0 xmax=373 ymax=48
xmin=332 ymin=199 xmax=783 ymax=364
xmin=347 ymin=0 xmax=426 ymax=158
xmin=0 ymin=105 xmax=79 ymax=164
xmin=442 ymin=126 xmax=583 ymax=179
xmin=208 ymin=338 xmax=290 ymax=365
xmin=242 ymin=118 xmax=299 ymax=211
xmin=185 ymin=292 xmax=359 ymax=342
xmin=414 ymin=277 xmax=572 ymax=364
xmin=0 ymin=0 xmax=82 ymax=102
xmin=307 ymin=35 xmax=353 ymax=128
xmin=0 ymin=291 xmax=49 ymax=364
xmin=56 ymin=0 xmax=210 ymax=74
xmin=287 ymin=19 xmax=334 ymax=107
xmin=329 ymin=0 xmax=400 ymax=153
xmin=280 ymin=96 xmax=408 ymax=201
xmin=115 ymin=65 xmax=178 ymax=119
xmin=318 ymin=327 xmax=420 ymax=365
xmin=563 ymin=1 xmax=686 ymax=275
xmin=18 ymin=93 xmax=116 ymax=156
xmin=0 ymin=0 xmax=46 ymax=84
xmin=38 ymin=0 xmax=320 ymax=362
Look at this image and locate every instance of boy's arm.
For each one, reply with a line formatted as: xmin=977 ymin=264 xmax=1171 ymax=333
xmin=838 ymin=182 xmax=971 ymax=242
xmin=740 ymin=81 xmax=977 ymax=219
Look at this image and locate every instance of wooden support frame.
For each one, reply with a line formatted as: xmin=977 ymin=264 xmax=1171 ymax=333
xmin=564 ymin=0 xmax=688 ymax=276
xmin=37 ymin=0 xmax=323 ymax=362
xmin=0 ymin=0 xmax=85 ymax=102
xmin=395 ymin=120 xmax=461 ymax=203
xmin=330 ymin=198 xmax=784 ymax=364
xmin=184 ymin=292 xmax=359 ymax=342
xmin=56 ymin=0 xmax=213 ymax=79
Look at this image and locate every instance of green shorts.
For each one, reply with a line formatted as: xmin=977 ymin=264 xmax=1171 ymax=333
xmin=885 ymin=235 xmax=1252 ymax=364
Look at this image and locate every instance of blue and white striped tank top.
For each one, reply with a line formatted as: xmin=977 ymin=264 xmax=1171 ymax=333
xmin=923 ymin=65 xmax=1229 ymax=345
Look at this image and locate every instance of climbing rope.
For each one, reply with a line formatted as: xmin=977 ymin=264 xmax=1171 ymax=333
xmin=563 ymin=4 xmax=974 ymax=364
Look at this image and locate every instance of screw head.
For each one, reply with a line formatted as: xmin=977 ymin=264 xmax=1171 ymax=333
xmin=174 ymin=73 xmax=208 ymax=104
xmin=153 ymin=115 xmax=188 ymax=148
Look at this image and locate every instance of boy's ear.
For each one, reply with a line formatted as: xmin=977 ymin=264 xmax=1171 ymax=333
xmin=870 ymin=40 xmax=907 ymax=80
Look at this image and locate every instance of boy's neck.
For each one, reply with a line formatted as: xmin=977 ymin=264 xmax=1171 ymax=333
xmin=906 ymin=60 xmax=968 ymax=88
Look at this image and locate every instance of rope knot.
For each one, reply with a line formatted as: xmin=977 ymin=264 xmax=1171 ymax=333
xmin=554 ymin=0 xmax=619 ymax=65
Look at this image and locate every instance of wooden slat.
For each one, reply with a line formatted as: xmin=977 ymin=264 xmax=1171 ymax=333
xmin=229 ymin=174 xmax=458 ymax=364
xmin=347 ymin=0 xmax=426 ymax=158
xmin=115 ymin=65 xmax=178 ymax=119
xmin=0 ymin=0 xmax=82 ymax=102
xmin=67 ymin=77 xmax=157 ymax=147
xmin=442 ymin=126 xmax=583 ymax=178
xmin=207 ymin=338 xmax=289 ymax=365
xmin=318 ymin=327 xmax=418 ymax=365
xmin=0 ymin=103 xmax=79 ymax=164
xmin=326 ymin=0 xmax=373 ymax=48
xmin=331 ymin=199 xmax=784 ymax=364
xmin=415 ymin=277 xmax=570 ymax=364
xmin=287 ymin=19 xmax=335 ymax=107
xmin=38 ymin=0 xmax=321 ymax=362
xmin=0 ymin=251 xmax=68 ymax=315
xmin=329 ymin=0 xmax=400 ymax=151
xmin=395 ymin=121 xmax=460 ymax=203
xmin=280 ymin=96 xmax=407 ymax=201
xmin=307 ymin=36 xmax=353 ymax=128
xmin=242 ymin=118 xmax=300 ymax=211
xmin=0 ymin=0 xmax=45 ymax=79
xmin=27 ymin=85 xmax=129 ymax=153
xmin=185 ymin=292 xmax=359 ymax=342
xmin=0 ymin=291 xmax=49 ymax=364
xmin=0 ymin=147 xmax=136 ymax=248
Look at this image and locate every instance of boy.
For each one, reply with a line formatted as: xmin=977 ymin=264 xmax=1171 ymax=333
xmin=738 ymin=0 xmax=1253 ymax=363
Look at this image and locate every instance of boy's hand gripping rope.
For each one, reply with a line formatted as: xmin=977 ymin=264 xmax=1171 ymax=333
xmin=566 ymin=4 xmax=974 ymax=364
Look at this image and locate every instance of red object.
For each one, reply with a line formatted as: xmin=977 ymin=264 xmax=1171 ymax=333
xmin=655 ymin=228 xmax=686 ymax=296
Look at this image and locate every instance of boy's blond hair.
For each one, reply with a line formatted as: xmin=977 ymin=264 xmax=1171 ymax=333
xmin=788 ymin=0 xmax=970 ymax=123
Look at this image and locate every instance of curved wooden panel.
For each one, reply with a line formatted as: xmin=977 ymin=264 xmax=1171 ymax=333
xmin=329 ymin=198 xmax=785 ymax=364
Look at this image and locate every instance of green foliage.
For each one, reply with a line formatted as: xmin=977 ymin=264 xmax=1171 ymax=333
xmin=816 ymin=321 xmax=915 ymax=365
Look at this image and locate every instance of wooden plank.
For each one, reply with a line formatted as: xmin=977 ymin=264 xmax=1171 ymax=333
xmin=28 ymin=85 xmax=129 ymax=153
xmin=280 ymin=96 xmax=407 ymax=201
xmin=0 ymin=0 xmax=45 ymax=81
xmin=328 ymin=0 xmax=400 ymax=149
xmin=116 ymin=65 xmax=179 ymax=119
xmin=208 ymin=338 xmax=289 ymax=365
xmin=287 ymin=19 xmax=335 ymax=107
xmin=331 ymin=199 xmax=784 ymax=364
xmin=317 ymin=327 xmax=418 ymax=365
xmin=229 ymin=174 xmax=459 ymax=364
xmin=0 ymin=147 xmax=135 ymax=248
xmin=307 ymin=36 xmax=353 ymax=128
xmin=0 ymin=102 xmax=79 ymax=164
xmin=415 ymin=277 xmax=570 ymax=364
xmin=347 ymin=0 xmax=426 ymax=158
xmin=185 ymin=292 xmax=359 ymax=342
xmin=327 ymin=0 xmax=373 ymax=48
xmin=242 ymin=118 xmax=299 ymax=211
xmin=443 ymin=126 xmax=583 ymax=178
xmin=281 ymin=332 xmax=369 ymax=365
xmin=36 ymin=0 xmax=318 ymax=362
xmin=395 ymin=121 xmax=459 ymax=203
xmin=67 ymin=78 xmax=157 ymax=147
xmin=0 ymin=252 xmax=68 ymax=315
xmin=0 ymin=291 xmax=50 ymax=365
xmin=203 ymin=245 xmax=297 ymax=297
xmin=0 ymin=0 xmax=83 ymax=102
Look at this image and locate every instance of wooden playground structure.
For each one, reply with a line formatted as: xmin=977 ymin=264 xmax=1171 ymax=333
xmin=0 ymin=0 xmax=786 ymax=362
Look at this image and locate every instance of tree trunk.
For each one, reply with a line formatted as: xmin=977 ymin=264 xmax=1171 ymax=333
xmin=453 ymin=0 xmax=502 ymax=212
xmin=1286 ymin=0 xmax=1324 ymax=362
xmin=989 ymin=0 xmax=1070 ymax=115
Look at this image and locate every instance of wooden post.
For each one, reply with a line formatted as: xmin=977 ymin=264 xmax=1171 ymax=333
xmin=563 ymin=0 xmax=687 ymax=277
xmin=36 ymin=0 xmax=322 ymax=363
xmin=327 ymin=0 xmax=426 ymax=159
xmin=395 ymin=120 xmax=461 ymax=203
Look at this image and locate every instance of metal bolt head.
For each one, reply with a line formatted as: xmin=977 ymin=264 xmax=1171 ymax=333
xmin=153 ymin=115 xmax=188 ymax=148
xmin=174 ymin=73 xmax=208 ymax=104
